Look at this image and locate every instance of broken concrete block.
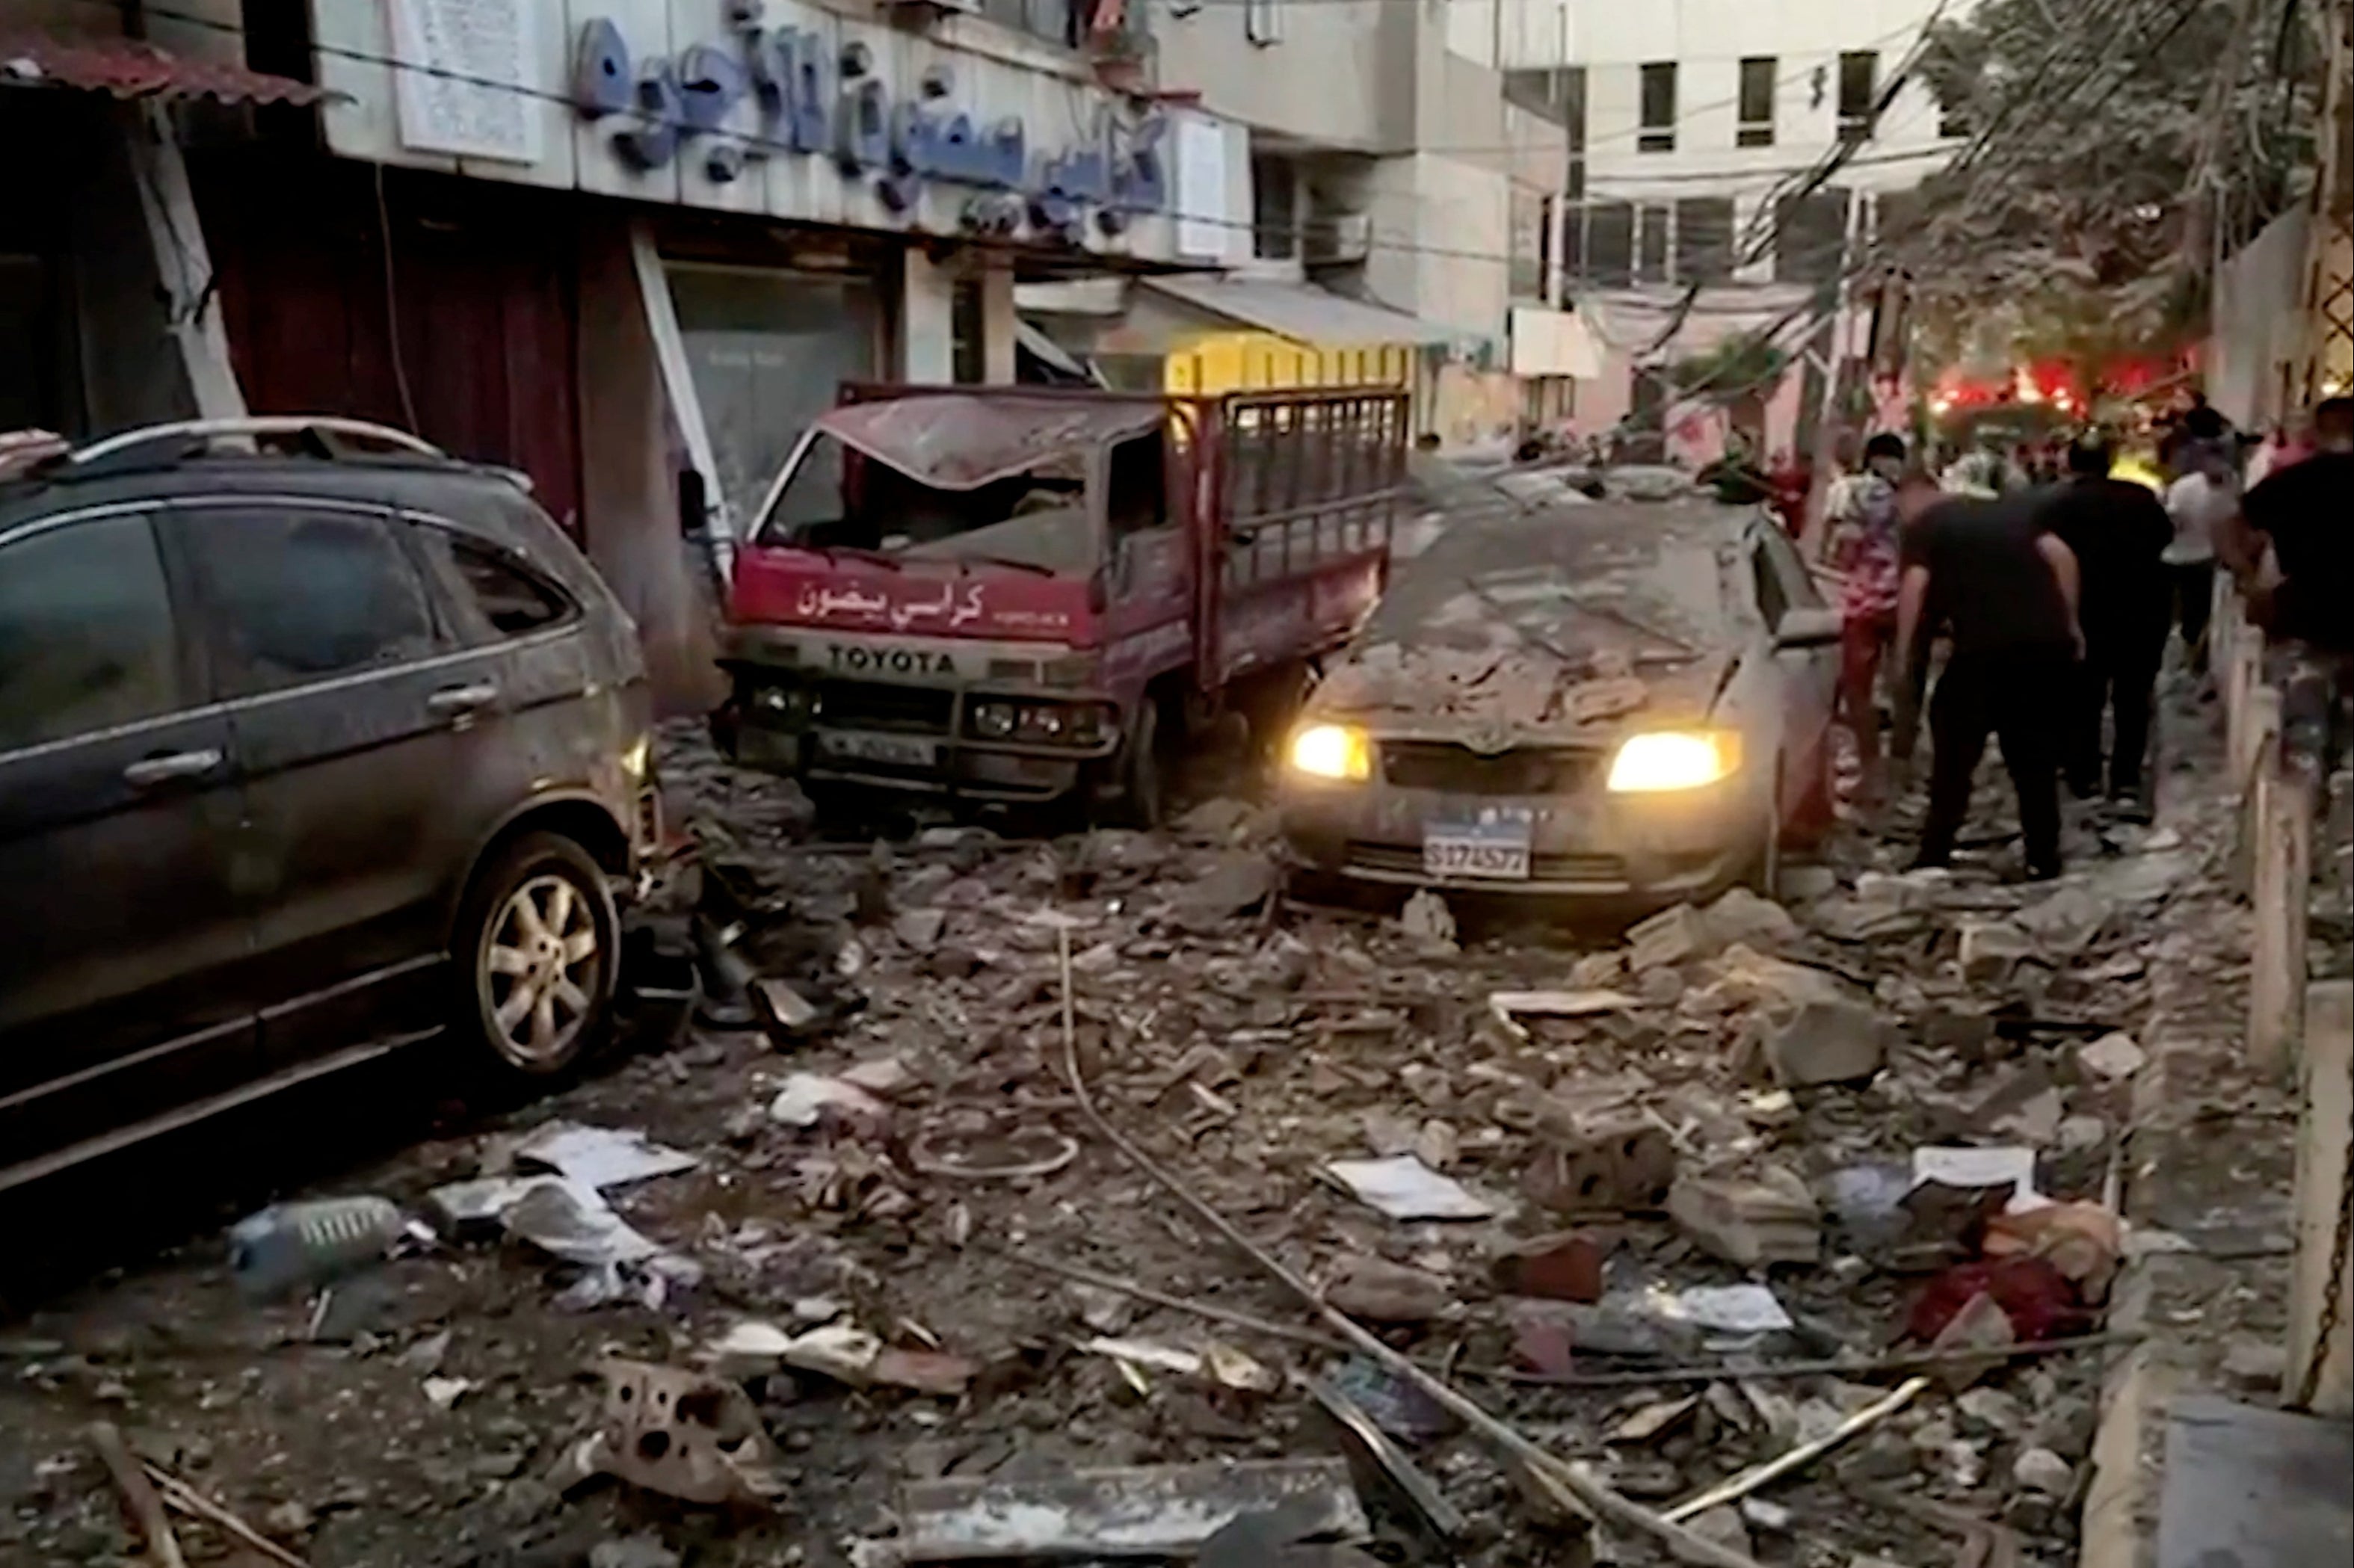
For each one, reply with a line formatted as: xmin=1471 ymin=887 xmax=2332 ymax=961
xmin=1495 ymin=1231 xmax=1608 ymax=1303
xmin=2077 ymin=1030 xmax=2146 ymax=1081
xmin=1763 ymin=998 xmax=1885 ymax=1087
xmin=1701 ymin=886 xmax=1799 ymax=951
xmin=1398 ymin=888 xmax=1458 ymax=949
xmin=902 ymin=1459 xmax=1369 ymax=1560
xmin=1673 ymin=1506 xmax=1754 ymax=1565
xmin=892 ymin=907 xmax=946 ymax=951
xmin=1627 ymin=902 xmax=1710 ymax=970
xmin=2016 ymin=884 xmax=2107 ymax=953
xmin=1959 ymin=919 xmax=2037 ymax=986
xmin=1666 ymin=1167 xmax=1821 ymax=1268
xmin=2011 ymin=1446 xmax=2073 ymax=1498
xmin=1325 ymin=1254 xmax=1452 ymax=1324
xmin=1526 ymin=1118 xmax=1678 ymax=1213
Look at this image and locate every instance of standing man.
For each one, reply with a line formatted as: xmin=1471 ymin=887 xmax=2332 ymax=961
xmin=1897 ymin=488 xmax=2085 ymax=880
xmin=2040 ymin=433 xmax=2175 ymax=818
xmin=2222 ymin=397 xmax=2354 ymax=779
xmin=1824 ymin=433 xmax=1908 ymax=796
xmin=2160 ymin=442 xmax=2234 ymax=676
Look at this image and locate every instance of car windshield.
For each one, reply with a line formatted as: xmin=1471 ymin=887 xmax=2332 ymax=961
xmin=755 ymin=433 xmax=1095 ymax=575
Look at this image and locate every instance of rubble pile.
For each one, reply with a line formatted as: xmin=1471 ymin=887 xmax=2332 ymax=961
xmin=0 ymin=724 xmax=2211 ymax=1568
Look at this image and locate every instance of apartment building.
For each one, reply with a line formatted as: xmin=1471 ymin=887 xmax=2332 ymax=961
xmin=1026 ymin=0 xmax=1592 ymax=444
xmin=1550 ymin=0 xmax=1968 ymax=453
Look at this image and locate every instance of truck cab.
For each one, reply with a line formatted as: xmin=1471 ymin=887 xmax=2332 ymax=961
xmin=715 ymin=384 xmax=1406 ymax=823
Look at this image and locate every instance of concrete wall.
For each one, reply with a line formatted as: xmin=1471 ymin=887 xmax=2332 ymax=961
xmin=1364 ymin=153 xmax=1516 ymax=342
xmin=1151 ymin=0 xmax=1410 ymax=149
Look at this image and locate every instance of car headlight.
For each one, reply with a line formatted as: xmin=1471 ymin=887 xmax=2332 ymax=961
xmin=620 ymin=736 xmax=651 ymax=779
xmin=971 ymin=701 xmax=1019 ymax=739
xmin=1288 ymin=722 xmax=1372 ymax=782
xmin=1606 ymin=729 xmax=1743 ymax=792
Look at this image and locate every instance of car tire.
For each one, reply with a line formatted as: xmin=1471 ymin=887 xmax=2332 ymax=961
xmin=451 ymin=832 xmax=619 ymax=1084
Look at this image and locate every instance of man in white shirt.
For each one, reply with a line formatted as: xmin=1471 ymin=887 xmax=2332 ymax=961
xmin=2161 ymin=448 xmax=2233 ymax=676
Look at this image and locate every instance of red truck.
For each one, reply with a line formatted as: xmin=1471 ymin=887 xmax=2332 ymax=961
xmin=712 ymin=383 xmax=1408 ymax=824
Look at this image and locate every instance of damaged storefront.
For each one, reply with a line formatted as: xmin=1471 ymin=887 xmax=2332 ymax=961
xmin=240 ymin=0 xmax=1181 ymax=709
xmin=0 ymin=26 xmax=311 ymax=438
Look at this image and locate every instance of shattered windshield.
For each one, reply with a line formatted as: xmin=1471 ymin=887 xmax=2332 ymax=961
xmin=756 ymin=433 xmax=1095 ymax=575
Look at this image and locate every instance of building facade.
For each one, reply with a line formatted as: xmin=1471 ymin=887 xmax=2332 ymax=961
xmin=1547 ymin=0 xmax=1965 ymax=456
xmin=4 ymin=0 xmax=1198 ymax=709
xmin=1023 ymin=0 xmax=1589 ymax=446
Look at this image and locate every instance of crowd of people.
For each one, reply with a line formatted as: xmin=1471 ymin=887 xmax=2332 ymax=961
xmin=1815 ymin=390 xmax=2353 ymax=881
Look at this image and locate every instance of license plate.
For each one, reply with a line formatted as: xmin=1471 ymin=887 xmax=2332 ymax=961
xmin=1423 ymin=809 xmax=1535 ymax=880
xmin=817 ymin=729 xmax=937 ymax=768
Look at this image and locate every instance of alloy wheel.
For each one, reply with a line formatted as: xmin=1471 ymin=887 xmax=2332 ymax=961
xmin=481 ymin=873 xmax=602 ymax=1067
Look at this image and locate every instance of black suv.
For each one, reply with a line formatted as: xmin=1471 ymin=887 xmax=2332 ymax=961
xmin=0 ymin=418 xmax=662 ymax=1193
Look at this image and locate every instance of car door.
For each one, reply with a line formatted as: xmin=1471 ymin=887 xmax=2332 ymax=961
xmin=0 ymin=507 xmax=254 ymax=1185
xmin=1748 ymin=522 xmax=1841 ymax=798
xmin=166 ymin=496 xmax=476 ymax=1066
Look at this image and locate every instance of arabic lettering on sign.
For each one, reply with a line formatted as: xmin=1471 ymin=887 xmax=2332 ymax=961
xmin=572 ymin=13 xmax=1166 ymax=243
xmin=792 ymin=579 xmax=990 ymax=632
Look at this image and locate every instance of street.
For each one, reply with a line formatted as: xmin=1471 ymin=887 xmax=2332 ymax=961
xmin=0 ymin=664 xmax=2321 ymax=1568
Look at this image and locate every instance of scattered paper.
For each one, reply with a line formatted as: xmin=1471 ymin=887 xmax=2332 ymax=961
xmin=1322 ymin=1155 xmax=1498 ymax=1221
xmin=1911 ymin=1146 xmax=2050 ymax=1214
xmin=1649 ymin=1283 xmax=1793 ymax=1334
xmin=514 ymin=1123 xmax=700 ymax=1190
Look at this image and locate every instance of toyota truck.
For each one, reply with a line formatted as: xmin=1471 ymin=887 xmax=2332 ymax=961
xmin=712 ymin=383 xmax=1408 ymax=824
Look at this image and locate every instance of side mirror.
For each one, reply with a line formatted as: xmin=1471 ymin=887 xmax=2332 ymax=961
xmin=1773 ymin=605 xmax=1843 ymax=650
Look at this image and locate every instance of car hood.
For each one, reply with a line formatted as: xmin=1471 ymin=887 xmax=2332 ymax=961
xmin=1308 ymin=498 xmax=1745 ymax=744
xmin=1307 ymin=641 xmax=1730 ymax=744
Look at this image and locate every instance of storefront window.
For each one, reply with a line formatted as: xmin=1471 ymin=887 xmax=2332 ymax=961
xmin=665 ymin=265 xmax=881 ymax=534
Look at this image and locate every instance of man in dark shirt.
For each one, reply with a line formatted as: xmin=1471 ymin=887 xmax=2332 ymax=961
xmin=1897 ymin=489 xmax=2084 ymax=879
xmin=2226 ymin=396 xmax=2354 ymax=652
xmin=2039 ymin=433 xmax=2175 ymax=815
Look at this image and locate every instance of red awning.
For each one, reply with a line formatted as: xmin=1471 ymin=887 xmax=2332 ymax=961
xmin=0 ymin=30 xmax=333 ymax=107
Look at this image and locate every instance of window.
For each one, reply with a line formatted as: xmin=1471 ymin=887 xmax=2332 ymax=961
xmin=447 ymin=539 xmax=574 ymax=638
xmin=1244 ymin=0 xmax=1284 ymax=46
xmin=1775 ymin=188 xmax=1852 ymax=284
xmin=1737 ymin=57 xmax=1776 ymax=146
xmin=979 ymin=0 xmax=1080 ymax=46
xmin=1635 ymin=204 xmax=1671 ymax=284
xmin=1584 ymin=201 xmax=1636 ymax=287
xmin=1638 ymin=62 xmax=1677 ymax=153
xmin=1106 ymin=433 xmax=1166 ymax=540
xmin=1251 ymin=152 xmax=1298 ymax=260
xmin=1837 ymin=50 xmax=1879 ymax=143
xmin=1674 ymin=197 xmax=1735 ymax=284
xmin=1510 ymin=186 xmax=1549 ymax=298
xmin=182 ymin=507 xmax=436 ymax=697
xmin=0 ymin=515 xmax=179 ymax=751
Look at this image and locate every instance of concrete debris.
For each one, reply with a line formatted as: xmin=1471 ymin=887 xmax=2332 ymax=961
xmin=1396 ymin=888 xmax=1458 ymax=949
xmin=2015 ymin=883 xmax=2108 ymax=952
xmin=1763 ymin=998 xmax=1885 ymax=1087
xmin=2077 ymin=1030 xmax=2147 ymax=1080
xmin=2010 ymin=1445 xmax=2074 ymax=1498
xmin=1672 ymin=1505 xmax=1754 ymax=1565
xmin=1488 ymin=988 xmax=1639 ymax=1025
xmin=589 ymin=1537 xmax=683 ymax=1568
xmin=899 ymin=1459 xmax=1370 ymax=1561
xmin=1958 ymin=919 xmax=2039 ymax=986
xmin=893 ymin=907 xmax=948 ymax=951
xmin=1322 ymin=1154 xmax=1497 ymax=1220
xmin=1183 ymin=852 xmax=1279 ymax=922
xmin=1627 ymin=903 xmax=1711 ymax=970
xmin=1666 ymin=1168 xmax=1822 ymax=1268
xmin=1610 ymin=1395 xmax=1702 ymax=1444
xmin=769 ymin=1072 xmax=889 ymax=1130
xmin=1325 ymin=1254 xmax=1454 ymax=1324
xmin=753 ymin=976 xmax=822 ymax=1034
xmin=554 ymin=1358 xmax=787 ymax=1506
xmin=1495 ymin=1231 xmax=1607 ymax=1302
xmin=1699 ymin=887 xmax=1799 ymax=951
xmin=1651 ymin=1283 xmax=1793 ymax=1334
xmin=1526 ymin=1117 xmax=1679 ymax=1213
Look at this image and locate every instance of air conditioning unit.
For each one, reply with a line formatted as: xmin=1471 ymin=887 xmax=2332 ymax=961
xmin=1304 ymin=211 xmax=1371 ymax=265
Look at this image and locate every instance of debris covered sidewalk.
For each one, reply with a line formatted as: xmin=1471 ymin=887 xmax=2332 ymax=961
xmin=0 ymin=726 xmax=2219 ymax=1568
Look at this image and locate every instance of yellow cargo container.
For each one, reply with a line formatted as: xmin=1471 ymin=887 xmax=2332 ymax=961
xmin=1162 ymin=333 xmax=1414 ymax=397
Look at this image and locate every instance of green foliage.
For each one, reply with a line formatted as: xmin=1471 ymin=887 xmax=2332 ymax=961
xmin=1667 ymin=336 xmax=1790 ymax=403
xmin=1901 ymin=0 xmax=2318 ymax=386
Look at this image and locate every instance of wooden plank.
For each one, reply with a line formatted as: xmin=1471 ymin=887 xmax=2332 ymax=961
xmin=901 ymin=1458 xmax=1369 ymax=1561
